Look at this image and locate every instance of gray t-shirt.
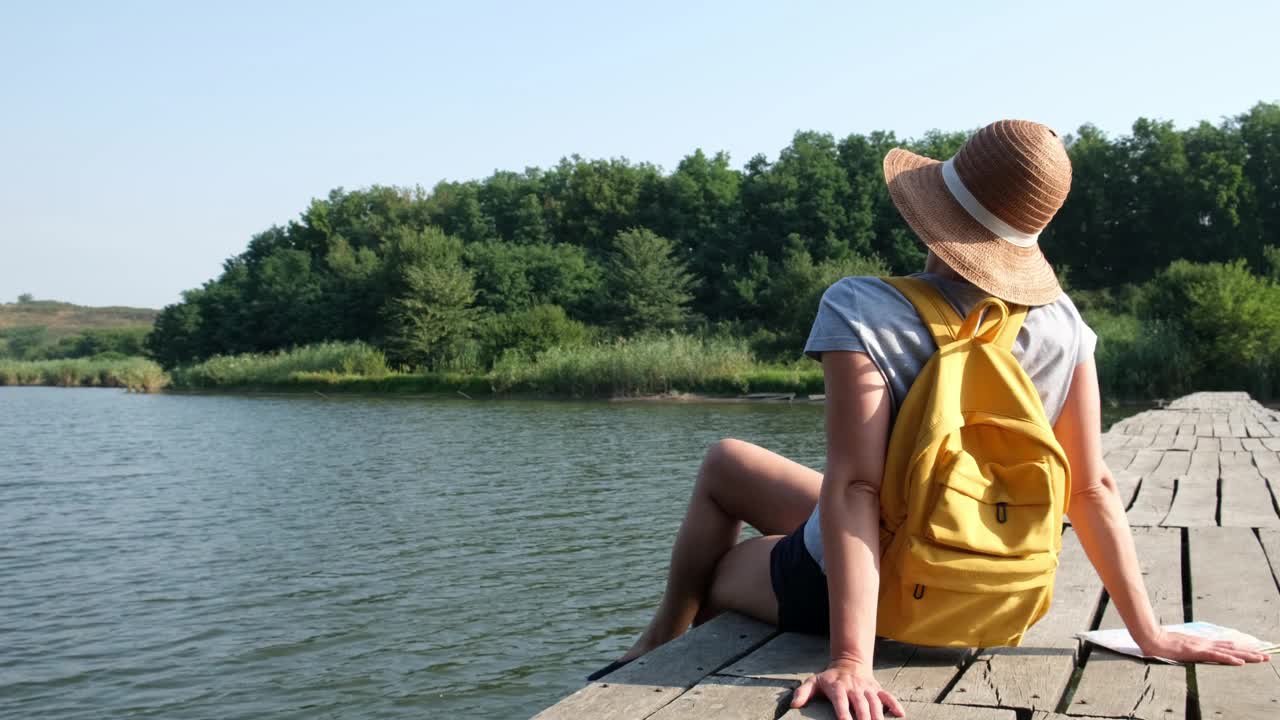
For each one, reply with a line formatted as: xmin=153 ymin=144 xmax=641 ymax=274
xmin=801 ymin=273 xmax=1097 ymax=569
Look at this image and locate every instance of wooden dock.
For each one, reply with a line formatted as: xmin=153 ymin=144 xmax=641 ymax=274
xmin=535 ymin=392 xmax=1280 ymax=719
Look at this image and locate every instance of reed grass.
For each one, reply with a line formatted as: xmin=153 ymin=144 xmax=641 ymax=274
xmin=166 ymin=336 xmax=824 ymax=398
xmin=0 ymin=357 xmax=169 ymax=392
xmin=171 ymin=341 xmax=389 ymax=388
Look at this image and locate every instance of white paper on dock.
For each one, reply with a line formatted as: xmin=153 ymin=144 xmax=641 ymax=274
xmin=1077 ymin=621 xmax=1280 ymax=664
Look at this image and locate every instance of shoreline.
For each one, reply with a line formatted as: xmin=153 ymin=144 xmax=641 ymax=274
xmin=158 ymin=385 xmax=828 ymax=404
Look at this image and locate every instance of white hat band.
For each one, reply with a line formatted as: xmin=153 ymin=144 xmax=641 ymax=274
xmin=941 ymin=158 xmax=1040 ymax=248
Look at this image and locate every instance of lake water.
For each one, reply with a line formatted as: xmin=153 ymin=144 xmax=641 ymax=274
xmin=0 ymin=387 xmax=834 ymax=719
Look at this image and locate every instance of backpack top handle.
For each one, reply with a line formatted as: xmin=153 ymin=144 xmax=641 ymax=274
xmin=884 ymin=276 xmax=1028 ymax=351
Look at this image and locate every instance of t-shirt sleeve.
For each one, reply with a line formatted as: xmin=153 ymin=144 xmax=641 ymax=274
xmin=1063 ymin=293 xmax=1097 ymax=361
xmin=1079 ymin=322 xmax=1098 ymax=360
xmin=803 ymin=280 xmax=866 ymax=360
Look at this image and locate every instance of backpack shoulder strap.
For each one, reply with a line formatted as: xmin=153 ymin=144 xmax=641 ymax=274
xmin=882 ymin=276 xmax=963 ymax=346
xmin=995 ymin=304 xmax=1028 ymax=351
xmin=885 ymin=276 xmax=1030 ymax=351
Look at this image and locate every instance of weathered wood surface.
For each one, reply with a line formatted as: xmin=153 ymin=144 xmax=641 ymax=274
xmin=1126 ymin=450 xmax=1190 ymax=526
xmin=1261 ymin=529 xmax=1280 ymax=585
xmin=533 ymin=612 xmax=775 ymax=720
xmin=781 ymin=701 xmax=1016 ymax=719
xmin=943 ymin=530 xmax=1103 ymax=714
xmin=1068 ymin=527 xmax=1185 ymax=718
xmin=1218 ymin=451 xmax=1280 ymax=528
xmin=1118 ymin=449 xmax=1164 ymax=509
xmin=646 ymin=676 xmax=794 ymax=720
xmin=721 ymin=632 xmax=969 ymax=704
xmin=537 ymin=393 xmax=1280 ymax=720
xmin=1161 ymin=449 xmax=1220 ymax=527
xmin=1187 ymin=527 xmax=1280 ymax=719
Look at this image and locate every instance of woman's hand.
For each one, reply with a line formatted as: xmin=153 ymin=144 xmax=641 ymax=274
xmin=1138 ymin=629 xmax=1272 ymax=665
xmin=790 ymin=660 xmax=906 ymax=720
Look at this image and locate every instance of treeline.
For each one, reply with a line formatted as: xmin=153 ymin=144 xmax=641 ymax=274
xmin=0 ymin=325 xmax=150 ymax=361
xmin=146 ymin=103 xmax=1280 ymax=395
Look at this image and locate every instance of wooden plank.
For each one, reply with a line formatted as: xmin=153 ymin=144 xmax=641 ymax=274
xmin=533 ymin=612 xmax=776 ymax=719
xmin=1162 ymin=450 xmax=1220 ymax=528
xmin=879 ymin=644 xmax=974 ymax=704
xmin=647 ymin=675 xmax=794 ymax=720
xmin=1101 ymin=433 xmax=1129 ymax=452
xmin=1188 ymin=527 xmax=1280 ymax=718
xmin=1069 ymin=528 xmax=1186 ymax=718
xmin=1128 ymin=451 xmax=1191 ymax=527
xmin=943 ymin=529 xmax=1104 ymax=713
xmin=720 ymin=633 xmax=968 ymax=704
xmin=1103 ymin=449 xmax=1137 ymax=474
xmin=721 ymin=633 xmax=905 ymax=683
xmin=1173 ymin=425 xmax=1197 ymax=451
xmin=1254 ymin=450 xmax=1280 ymax=490
xmin=1218 ymin=452 xmax=1280 ymax=528
xmin=1261 ymin=529 xmax=1280 ymax=592
xmin=1126 ymin=434 xmax=1156 ymax=449
xmin=782 ymin=700 xmax=1016 ymax=720
xmin=1116 ymin=450 xmax=1164 ymax=509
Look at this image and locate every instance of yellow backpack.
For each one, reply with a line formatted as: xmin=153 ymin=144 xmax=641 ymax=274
xmin=875 ymin=277 xmax=1071 ymax=648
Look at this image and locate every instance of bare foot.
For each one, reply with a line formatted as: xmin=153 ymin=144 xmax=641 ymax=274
xmin=619 ymin=623 xmax=685 ymax=662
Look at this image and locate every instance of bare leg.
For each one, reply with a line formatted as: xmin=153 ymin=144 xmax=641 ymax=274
xmin=620 ymin=439 xmax=821 ymax=660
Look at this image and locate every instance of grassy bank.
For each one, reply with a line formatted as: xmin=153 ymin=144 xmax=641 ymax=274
xmin=161 ymin=322 xmax=1280 ymax=403
xmin=0 ymin=357 xmax=169 ymax=392
xmin=168 ymin=338 xmax=825 ymax=398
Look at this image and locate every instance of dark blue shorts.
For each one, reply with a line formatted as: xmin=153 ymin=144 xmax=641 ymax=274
xmin=769 ymin=518 xmax=830 ymax=635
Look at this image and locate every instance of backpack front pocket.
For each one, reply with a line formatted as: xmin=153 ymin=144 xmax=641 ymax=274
xmin=926 ymin=450 xmax=1058 ymax=558
xmin=902 ymin=535 xmax=1057 ymax=592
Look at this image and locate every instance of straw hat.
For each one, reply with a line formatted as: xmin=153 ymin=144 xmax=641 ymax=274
xmin=884 ymin=120 xmax=1072 ymax=306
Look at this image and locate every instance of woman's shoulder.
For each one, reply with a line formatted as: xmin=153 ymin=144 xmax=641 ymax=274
xmin=1028 ymin=289 xmax=1091 ymax=332
xmin=822 ymin=275 xmax=912 ymax=308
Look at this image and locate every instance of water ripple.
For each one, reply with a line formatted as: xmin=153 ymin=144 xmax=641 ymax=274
xmin=0 ymin=387 xmax=825 ymax=719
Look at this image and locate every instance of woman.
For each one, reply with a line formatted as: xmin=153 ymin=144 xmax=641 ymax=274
xmin=601 ymin=120 xmax=1268 ymax=720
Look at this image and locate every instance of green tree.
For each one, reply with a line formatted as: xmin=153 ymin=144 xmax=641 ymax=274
xmin=17 ymin=293 xmax=33 ymax=304
xmin=604 ymin=228 xmax=697 ymax=335
xmin=474 ymin=304 xmax=589 ymax=368
xmin=382 ymin=228 xmax=480 ymax=369
xmin=1140 ymin=259 xmax=1280 ymax=383
xmin=476 ymin=169 xmax=550 ymax=245
xmin=1043 ymin=124 xmax=1124 ymax=288
xmin=147 ymin=297 xmax=205 ymax=368
xmin=838 ymin=131 xmax=921 ymax=273
xmin=47 ymin=328 xmax=150 ymax=359
xmin=464 ymin=240 xmax=602 ymax=316
xmin=1262 ymin=245 xmax=1280 ymax=281
xmin=1239 ymin=103 xmax=1280 ymax=258
xmin=741 ymin=131 xmax=868 ymax=266
xmin=2 ymin=325 xmax=48 ymax=359
xmin=736 ymin=239 xmax=888 ymax=357
xmin=543 ymin=157 xmax=665 ymax=254
xmin=658 ymin=150 xmax=743 ymax=316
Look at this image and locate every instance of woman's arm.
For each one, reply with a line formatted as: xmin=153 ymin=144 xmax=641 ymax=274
xmin=1056 ymin=358 xmax=1268 ymax=665
xmin=791 ymin=351 xmax=903 ymax=720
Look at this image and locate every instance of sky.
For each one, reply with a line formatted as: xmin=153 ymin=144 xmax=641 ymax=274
xmin=2 ymin=0 xmax=1277 ymax=309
